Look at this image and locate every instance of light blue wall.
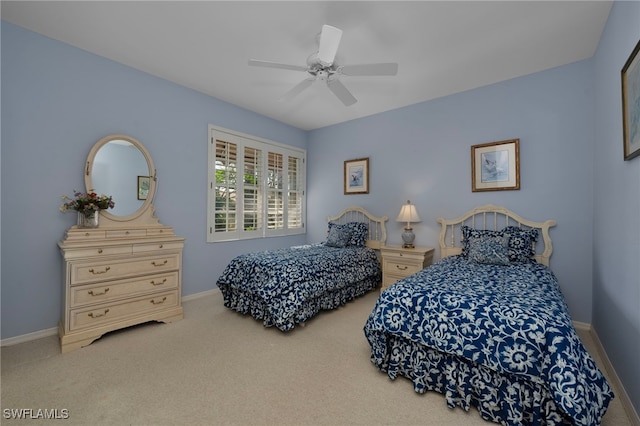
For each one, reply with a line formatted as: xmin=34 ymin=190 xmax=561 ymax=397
xmin=308 ymin=59 xmax=596 ymax=322
xmin=1 ymin=22 xmax=307 ymax=339
xmin=593 ymin=0 xmax=640 ymax=415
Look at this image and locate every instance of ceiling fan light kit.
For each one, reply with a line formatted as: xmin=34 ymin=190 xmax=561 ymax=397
xmin=248 ymin=24 xmax=398 ymax=106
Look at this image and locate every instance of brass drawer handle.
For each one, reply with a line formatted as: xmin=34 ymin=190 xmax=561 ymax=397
xmin=88 ymin=288 xmax=110 ymax=296
xmin=150 ymin=297 xmax=167 ymax=305
xmin=88 ymin=309 xmax=109 ymax=318
xmin=150 ymin=278 xmax=167 ymax=286
xmin=395 ymin=265 xmax=409 ymax=271
xmin=89 ymin=266 xmax=111 ymax=275
xmin=151 ymin=260 xmax=168 ymax=267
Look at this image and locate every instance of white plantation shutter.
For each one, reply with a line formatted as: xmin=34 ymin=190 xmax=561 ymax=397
xmin=287 ymin=155 xmax=303 ymax=230
xmin=267 ymin=152 xmax=284 ymax=231
xmin=208 ymin=125 xmax=305 ymax=242
xmin=213 ymin=140 xmax=237 ymax=234
xmin=243 ymin=146 xmax=262 ymax=233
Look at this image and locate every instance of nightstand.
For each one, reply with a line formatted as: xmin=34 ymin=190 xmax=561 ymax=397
xmin=380 ymin=245 xmax=435 ymax=291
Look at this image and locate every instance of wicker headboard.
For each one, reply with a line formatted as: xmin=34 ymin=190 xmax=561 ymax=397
xmin=437 ymin=204 xmax=557 ymax=266
xmin=327 ymin=206 xmax=389 ymax=250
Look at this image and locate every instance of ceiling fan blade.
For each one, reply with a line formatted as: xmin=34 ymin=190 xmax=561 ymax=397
xmin=327 ymin=78 xmax=357 ymax=106
xmin=317 ymin=25 xmax=342 ymax=65
xmin=340 ymin=63 xmax=399 ymax=76
xmin=248 ymin=59 xmax=308 ymax=72
xmin=279 ymin=78 xmax=315 ymax=102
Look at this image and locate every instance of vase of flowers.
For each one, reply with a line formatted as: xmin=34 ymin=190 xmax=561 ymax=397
xmin=77 ymin=209 xmax=99 ymax=228
xmin=60 ymin=190 xmax=115 ymax=228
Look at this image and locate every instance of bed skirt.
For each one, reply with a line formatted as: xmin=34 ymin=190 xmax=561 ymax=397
xmin=219 ymin=275 xmax=379 ymax=331
xmin=368 ymin=332 xmax=577 ymax=426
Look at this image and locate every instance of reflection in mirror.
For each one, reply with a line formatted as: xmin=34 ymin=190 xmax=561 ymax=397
xmin=92 ymin=140 xmax=148 ymax=217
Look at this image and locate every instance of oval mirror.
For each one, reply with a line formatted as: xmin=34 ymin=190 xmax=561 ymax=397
xmin=85 ymin=134 xmax=156 ymax=222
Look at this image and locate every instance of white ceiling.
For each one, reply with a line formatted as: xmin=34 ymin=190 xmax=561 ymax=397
xmin=2 ymin=1 xmax=612 ymax=130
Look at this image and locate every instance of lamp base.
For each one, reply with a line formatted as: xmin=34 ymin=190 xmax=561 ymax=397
xmin=401 ymin=227 xmax=415 ymax=249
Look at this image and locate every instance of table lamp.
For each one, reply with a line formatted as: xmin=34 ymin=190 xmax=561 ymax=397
xmin=396 ymin=200 xmax=421 ymax=248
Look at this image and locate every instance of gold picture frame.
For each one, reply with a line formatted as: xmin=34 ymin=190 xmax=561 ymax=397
xmin=471 ymin=139 xmax=520 ymax=192
xmin=622 ymin=39 xmax=640 ymax=161
xmin=344 ymin=158 xmax=369 ymax=194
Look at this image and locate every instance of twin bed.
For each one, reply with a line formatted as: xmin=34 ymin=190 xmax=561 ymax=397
xmin=216 ymin=206 xmax=388 ymax=331
xmin=216 ymin=204 xmax=614 ymax=426
xmin=364 ymin=205 xmax=614 ymax=426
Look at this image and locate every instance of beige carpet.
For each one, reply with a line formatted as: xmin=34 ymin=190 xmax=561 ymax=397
xmin=1 ymin=290 xmax=631 ymax=426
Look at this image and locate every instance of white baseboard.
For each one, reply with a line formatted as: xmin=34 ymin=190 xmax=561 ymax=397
xmin=1 ymin=288 xmax=221 ymax=347
xmin=1 ymin=327 xmax=58 ymax=347
xmin=182 ymin=288 xmax=220 ymax=302
xmin=588 ymin=326 xmax=640 ymax=426
xmin=572 ymin=320 xmax=591 ymax=331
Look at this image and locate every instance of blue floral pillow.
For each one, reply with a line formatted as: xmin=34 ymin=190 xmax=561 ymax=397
xmin=467 ymin=235 xmax=510 ymax=265
xmin=461 ymin=226 xmax=505 ymax=257
xmin=461 ymin=225 xmax=539 ymax=263
xmin=328 ymin=222 xmax=368 ymax=246
xmin=325 ymin=223 xmax=352 ymax=248
xmin=504 ymin=226 xmax=539 ymax=262
xmin=345 ymin=222 xmax=368 ymax=246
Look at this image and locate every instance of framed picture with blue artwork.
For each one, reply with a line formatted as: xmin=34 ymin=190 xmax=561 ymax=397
xmin=622 ymin=39 xmax=640 ymax=161
xmin=471 ymin=139 xmax=520 ymax=192
xmin=344 ymin=157 xmax=369 ymax=194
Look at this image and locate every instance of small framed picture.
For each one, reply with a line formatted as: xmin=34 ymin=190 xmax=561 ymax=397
xmin=344 ymin=157 xmax=369 ymax=194
xmin=471 ymin=139 xmax=520 ymax=192
xmin=137 ymin=176 xmax=150 ymax=200
xmin=622 ymin=39 xmax=640 ymax=161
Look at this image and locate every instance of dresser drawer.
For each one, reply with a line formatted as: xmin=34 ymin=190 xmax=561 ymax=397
xmin=106 ymin=229 xmax=147 ymax=239
xmin=70 ymin=272 xmax=179 ymax=307
xmin=380 ymin=250 xmax=428 ymax=262
xmin=133 ymin=241 xmax=183 ymax=253
xmin=70 ymin=254 xmax=180 ymax=285
xmin=383 ymin=258 xmax=423 ymax=277
xmin=146 ymin=227 xmax=173 ymax=237
xmin=64 ymin=229 xmax=107 ymax=240
xmin=69 ymin=290 xmax=179 ymax=331
xmin=62 ymin=245 xmax=133 ymax=260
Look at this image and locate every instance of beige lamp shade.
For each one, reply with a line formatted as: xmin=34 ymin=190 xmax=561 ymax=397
xmin=396 ymin=200 xmax=421 ymax=225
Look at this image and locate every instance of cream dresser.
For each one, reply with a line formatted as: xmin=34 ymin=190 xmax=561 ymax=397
xmin=58 ymin=224 xmax=184 ymax=353
xmin=380 ymin=245 xmax=434 ymax=291
xmin=58 ymin=134 xmax=184 ymax=353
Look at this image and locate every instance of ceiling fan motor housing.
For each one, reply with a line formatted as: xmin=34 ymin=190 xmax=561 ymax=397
xmin=307 ymin=54 xmax=338 ymax=80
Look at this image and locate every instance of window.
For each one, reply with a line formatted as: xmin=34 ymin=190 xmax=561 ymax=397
xmin=207 ymin=125 xmax=306 ymax=242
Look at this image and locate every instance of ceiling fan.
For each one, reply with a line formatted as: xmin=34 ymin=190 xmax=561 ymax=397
xmin=248 ymin=25 xmax=398 ymax=107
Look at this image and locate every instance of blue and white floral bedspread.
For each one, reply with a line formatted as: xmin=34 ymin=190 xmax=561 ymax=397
xmin=217 ymin=243 xmax=381 ymax=331
xmin=364 ymin=256 xmax=613 ymax=425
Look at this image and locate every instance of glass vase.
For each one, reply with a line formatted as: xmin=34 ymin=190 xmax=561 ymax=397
xmin=77 ymin=210 xmax=99 ymax=228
